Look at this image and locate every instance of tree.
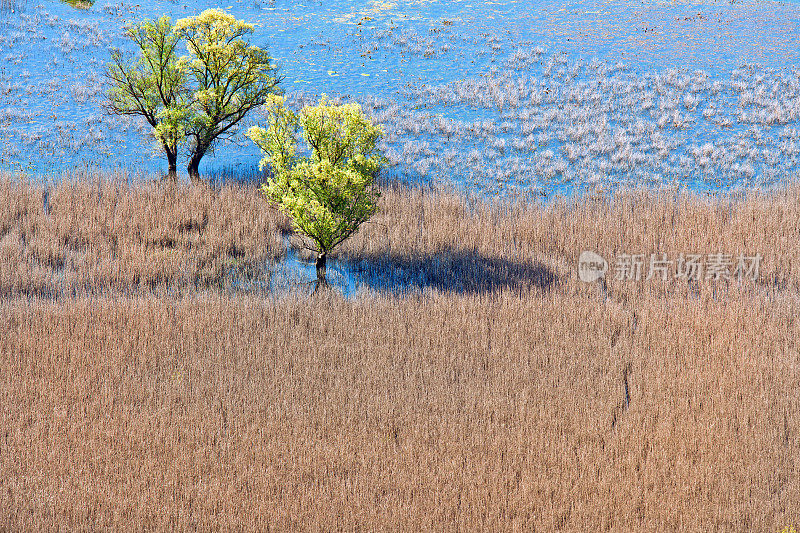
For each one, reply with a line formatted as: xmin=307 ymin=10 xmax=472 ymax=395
xmin=175 ymin=9 xmax=282 ymax=183
xmin=105 ymin=16 xmax=187 ymax=180
xmin=248 ymin=95 xmax=386 ymax=289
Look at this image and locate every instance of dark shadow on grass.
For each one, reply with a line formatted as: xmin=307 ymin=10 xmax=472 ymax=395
xmin=341 ymin=246 xmax=558 ymax=295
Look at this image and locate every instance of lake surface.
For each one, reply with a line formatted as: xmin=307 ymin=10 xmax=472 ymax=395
xmin=2 ymin=0 xmax=800 ymax=197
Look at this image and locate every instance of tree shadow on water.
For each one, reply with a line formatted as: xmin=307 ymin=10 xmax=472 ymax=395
xmin=206 ymin=164 xmax=270 ymax=189
xmin=342 ymin=246 xmax=559 ymax=295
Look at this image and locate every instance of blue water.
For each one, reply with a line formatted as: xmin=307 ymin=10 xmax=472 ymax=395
xmin=4 ymin=0 xmax=800 ymax=297
xmin=3 ymin=0 xmax=800 ymax=197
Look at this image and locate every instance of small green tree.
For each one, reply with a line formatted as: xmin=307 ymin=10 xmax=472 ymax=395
xmin=248 ymin=95 xmax=386 ymax=288
xmin=105 ymin=16 xmax=187 ymax=180
xmin=175 ymin=9 xmax=282 ymax=183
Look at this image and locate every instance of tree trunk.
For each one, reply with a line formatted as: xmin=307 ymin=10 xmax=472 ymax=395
xmin=187 ymin=146 xmax=207 ymax=185
xmin=315 ymin=251 xmax=328 ymax=288
xmin=187 ymin=156 xmax=202 ymax=185
xmin=164 ymin=147 xmax=178 ymax=182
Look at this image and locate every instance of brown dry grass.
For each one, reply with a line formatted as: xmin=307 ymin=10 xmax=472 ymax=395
xmin=340 ymin=183 xmax=800 ymax=295
xmin=1 ymin=174 xmax=799 ymax=531
xmin=0 ymin=172 xmax=286 ymax=298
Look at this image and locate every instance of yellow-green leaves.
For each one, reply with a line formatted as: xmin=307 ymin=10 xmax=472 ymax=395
xmin=174 ymin=8 xmax=254 ymax=44
xmin=174 ymin=9 xmax=282 ymax=180
xmin=247 ymin=96 xmax=386 ymax=254
xmin=107 ymin=9 xmax=281 ymax=181
xmin=247 ymin=95 xmax=298 ymax=175
xmin=154 ymin=105 xmax=190 ymax=147
xmin=105 ymin=15 xmax=186 ymax=175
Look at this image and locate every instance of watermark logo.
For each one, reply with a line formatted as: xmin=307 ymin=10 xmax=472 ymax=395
xmin=578 ymin=251 xmax=608 ymax=282
xmin=578 ymin=251 xmax=761 ymax=282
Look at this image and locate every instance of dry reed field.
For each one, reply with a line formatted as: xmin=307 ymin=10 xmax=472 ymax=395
xmin=0 ymin=172 xmax=286 ymax=299
xmin=1 ymin=173 xmax=800 ymax=531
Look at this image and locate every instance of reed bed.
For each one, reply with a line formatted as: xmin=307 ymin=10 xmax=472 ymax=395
xmin=1 ymin=174 xmax=800 ymax=530
xmin=0 ymin=173 xmax=286 ymax=298
xmin=338 ymin=183 xmax=800 ymax=295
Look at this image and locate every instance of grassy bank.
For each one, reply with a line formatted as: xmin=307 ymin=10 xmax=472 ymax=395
xmin=1 ymin=173 xmax=799 ymax=530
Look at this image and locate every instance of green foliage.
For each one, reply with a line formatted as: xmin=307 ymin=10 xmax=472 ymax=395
xmin=106 ymin=16 xmax=186 ymax=175
xmin=174 ymin=9 xmax=282 ymax=180
xmin=62 ymin=0 xmax=94 ymax=8
xmin=248 ymin=95 xmax=386 ymax=256
xmin=105 ymin=9 xmax=281 ymax=181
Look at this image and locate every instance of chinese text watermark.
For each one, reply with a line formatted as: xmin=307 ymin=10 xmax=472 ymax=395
xmin=578 ymin=252 xmax=761 ymax=282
